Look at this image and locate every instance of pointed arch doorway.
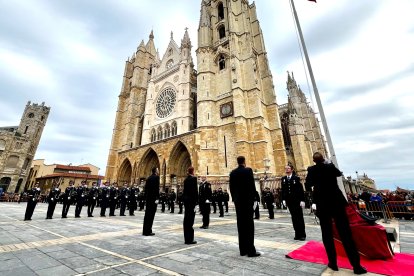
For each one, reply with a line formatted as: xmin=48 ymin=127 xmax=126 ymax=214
xmin=169 ymin=141 xmax=192 ymax=192
xmin=138 ymin=148 xmax=160 ymax=186
xmin=118 ymin=159 xmax=132 ymax=183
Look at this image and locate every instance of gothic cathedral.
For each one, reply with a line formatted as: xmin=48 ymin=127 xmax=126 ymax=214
xmin=106 ymin=0 xmax=324 ymax=189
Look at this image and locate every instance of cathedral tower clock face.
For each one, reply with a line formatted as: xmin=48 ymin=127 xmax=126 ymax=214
xmin=156 ymin=87 xmax=176 ymax=118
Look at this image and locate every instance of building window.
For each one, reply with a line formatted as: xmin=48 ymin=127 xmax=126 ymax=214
xmin=22 ymin=158 xmax=30 ymax=169
xmin=28 ymin=113 xmax=34 ymax=118
xmin=218 ymin=25 xmax=226 ymax=39
xmin=171 ymin=121 xmax=177 ymax=136
xmin=219 ymin=55 xmax=226 ymax=70
xmin=166 ymin=59 xmax=174 ymax=70
xmin=218 ymin=2 xmax=224 ymax=21
xmin=5 ymin=155 xmax=19 ymax=168
xmin=24 ymin=126 xmax=29 ymax=134
xmin=157 ymin=127 xmax=163 ymax=140
xmin=151 ymin=129 xmax=156 ymax=142
xmin=164 ymin=124 xmax=171 ymax=138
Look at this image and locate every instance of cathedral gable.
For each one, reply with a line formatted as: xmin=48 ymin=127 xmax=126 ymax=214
xmin=157 ymin=36 xmax=181 ymax=76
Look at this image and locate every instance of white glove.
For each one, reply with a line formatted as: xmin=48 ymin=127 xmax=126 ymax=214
xmin=311 ymin=203 xmax=317 ymax=210
xmin=300 ymin=201 xmax=305 ymax=208
xmin=253 ymin=201 xmax=258 ymax=210
xmin=155 ymin=200 xmax=159 ymax=204
xmin=282 ymin=200 xmax=286 ymax=207
xmin=194 ymin=206 xmax=198 ymax=212
xmin=205 ymin=200 xmax=210 ymax=203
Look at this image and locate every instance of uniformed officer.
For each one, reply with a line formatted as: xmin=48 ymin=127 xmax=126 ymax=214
xmin=160 ymin=192 xmax=167 ymax=213
xmin=217 ymin=187 xmax=224 ymax=217
xmin=142 ymin=167 xmax=160 ymax=236
xmin=62 ymin=181 xmax=76 ymax=218
xmin=24 ymin=182 xmax=41 ymax=221
xmin=212 ymin=190 xmax=217 ymax=213
xmin=281 ymin=164 xmax=306 ymax=240
xmin=129 ymin=183 xmax=139 ymax=216
xmin=199 ymin=176 xmax=212 ymax=229
xmin=138 ymin=190 xmax=145 ymax=211
xmin=169 ymin=189 xmax=177 ymax=213
xmin=75 ymin=181 xmax=88 ymax=218
xmin=264 ymin=187 xmax=275 ymax=219
xmin=88 ymin=181 xmax=99 ymax=217
xmin=46 ymin=181 xmax=61 ymax=219
xmin=119 ymin=182 xmax=130 ymax=216
xmin=223 ymin=189 xmax=230 ymax=213
xmin=183 ymin=167 xmax=198 ymax=244
xmin=109 ymin=182 xmax=119 ymax=216
xmin=100 ymin=181 xmax=110 ymax=217
xmin=254 ymin=190 xmax=260 ymax=219
xmin=177 ymin=191 xmax=183 ymax=214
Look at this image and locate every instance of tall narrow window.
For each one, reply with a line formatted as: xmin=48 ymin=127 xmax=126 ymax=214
xmin=24 ymin=126 xmax=29 ymax=134
xmin=218 ymin=25 xmax=226 ymax=39
xmin=157 ymin=127 xmax=163 ymax=140
xmin=218 ymin=2 xmax=224 ymax=21
xmin=219 ymin=55 xmax=226 ymax=70
xmin=171 ymin=121 xmax=177 ymax=136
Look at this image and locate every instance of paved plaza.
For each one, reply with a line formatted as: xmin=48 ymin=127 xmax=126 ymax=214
xmin=0 ymin=202 xmax=413 ymax=276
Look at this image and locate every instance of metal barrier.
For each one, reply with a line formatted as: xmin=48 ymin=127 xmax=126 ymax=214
xmin=386 ymin=201 xmax=414 ymax=220
xmin=352 ymin=200 xmax=414 ymax=221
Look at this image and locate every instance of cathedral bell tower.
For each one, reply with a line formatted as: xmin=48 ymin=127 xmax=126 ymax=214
xmin=196 ymin=0 xmax=287 ymax=175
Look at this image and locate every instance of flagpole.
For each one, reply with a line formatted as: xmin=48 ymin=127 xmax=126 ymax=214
xmin=289 ymin=0 xmax=346 ymax=196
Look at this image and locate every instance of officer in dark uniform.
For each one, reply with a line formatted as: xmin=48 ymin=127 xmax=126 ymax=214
xmin=223 ymin=189 xmax=230 ymax=213
xmin=183 ymin=167 xmax=198 ymax=244
xmin=160 ymin=192 xmax=167 ymax=213
xmin=119 ymin=182 xmax=130 ymax=216
xmin=169 ymin=189 xmax=176 ymax=213
xmin=138 ymin=190 xmax=145 ymax=211
xmin=88 ymin=181 xmax=99 ymax=217
xmin=177 ymin=190 xmax=184 ymax=214
xmin=199 ymin=175 xmax=212 ymax=229
xmin=281 ymin=164 xmax=306 ymax=240
xmin=264 ymin=187 xmax=275 ymax=219
xmin=46 ymin=181 xmax=61 ymax=219
xmin=129 ymin=183 xmax=139 ymax=216
xmin=305 ymin=152 xmax=366 ymax=275
xmin=24 ymin=182 xmax=41 ymax=221
xmin=100 ymin=181 xmax=110 ymax=217
xmin=217 ymin=188 xmax=224 ymax=217
xmin=62 ymin=180 xmax=76 ymax=218
xmin=142 ymin=167 xmax=160 ymax=236
xmin=212 ymin=190 xmax=217 ymax=213
xmin=109 ymin=182 xmax=119 ymax=216
xmin=75 ymin=181 xmax=88 ymax=218
xmin=229 ymin=156 xmax=260 ymax=257
xmin=254 ymin=190 xmax=260 ymax=219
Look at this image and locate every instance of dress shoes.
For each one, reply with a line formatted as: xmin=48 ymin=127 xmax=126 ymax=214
xmin=199 ymin=226 xmax=209 ymax=229
xmin=294 ymin=236 xmax=306 ymax=241
xmin=143 ymin=233 xmax=155 ymax=236
xmin=353 ymin=266 xmax=367 ymax=275
xmin=327 ymin=263 xmax=339 ymax=271
xmin=247 ymin=252 xmax=261 ymax=257
xmin=240 ymin=252 xmax=247 ymax=256
xmin=185 ymin=241 xmax=197 ymax=245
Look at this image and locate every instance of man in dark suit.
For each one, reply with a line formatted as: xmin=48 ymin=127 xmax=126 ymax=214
xmin=199 ymin=175 xmax=212 ymax=229
xmin=142 ymin=167 xmax=160 ymax=236
xmin=87 ymin=181 xmax=99 ymax=217
xmin=229 ymin=156 xmax=260 ymax=257
xmin=99 ymin=182 xmax=110 ymax=217
xmin=75 ymin=181 xmax=88 ymax=218
xmin=305 ymin=152 xmax=366 ymax=275
xmin=182 ymin=167 xmax=198 ymax=244
xmin=46 ymin=181 xmax=61 ymax=219
xmin=281 ymin=164 xmax=306 ymax=240
xmin=62 ymin=181 xmax=75 ymax=218
xmin=24 ymin=182 xmax=41 ymax=221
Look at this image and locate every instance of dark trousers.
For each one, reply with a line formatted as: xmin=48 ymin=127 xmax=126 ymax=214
xmin=88 ymin=200 xmax=96 ymax=217
xmin=178 ymin=202 xmax=183 ymax=214
xmin=161 ymin=202 xmax=165 ymax=212
xmin=254 ymin=203 xmax=260 ymax=219
xmin=183 ymin=203 xmax=196 ymax=243
xmin=62 ymin=201 xmax=71 ymax=217
xmin=46 ymin=201 xmax=57 ymax=218
xmin=75 ymin=201 xmax=84 ymax=217
xmin=224 ymin=201 xmax=228 ymax=212
xmin=266 ymin=202 xmax=274 ymax=219
xmin=129 ymin=199 xmax=137 ymax=215
xmin=120 ymin=200 xmax=127 ymax=215
xmin=170 ymin=202 xmax=175 ymax=213
xmin=287 ymin=201 xmax=306 ymax=238
xmin=218 ymin=202 xmax=224 ymax=217
xmin=109 ymin=200 xmax=116 ymax=216
xmin=100 ymin=200 xmax=108 ymax=216
xmin=143 ymin=202 xmax=157 ymax=235
xmin=212 ymin=202 xmax=217 ymax=213
xmin=235 ymin=202 xmax=256 ymax=255
xmin=200 ymin=202 xmax=210 ymax=227
xmin=139 ymin=201 xmax=145 ymax=211
xmin=24 ymin=200 xmax=37 ymax=220
xmin=319 ymin=207 xmax=361 ymax=268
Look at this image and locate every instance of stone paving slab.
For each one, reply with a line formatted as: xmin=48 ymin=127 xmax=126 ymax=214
xmin=0 ymin=202 xmax=412 ymax=275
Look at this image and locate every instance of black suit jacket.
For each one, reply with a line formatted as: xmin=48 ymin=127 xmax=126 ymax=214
xmin=183 ymin=175 xmax=198 ymax=206
xmin=305 ymin=162 xmax=346 ymax=212
xmin=229 ymin=165 xmax=256 ymax=205
xmin=281 ymin=175 xmax=305 ymax=203
xmin=145 ymin=174 xmax=160 ymax=202
xmin=199 ymin=181 xmax=212 ymax=203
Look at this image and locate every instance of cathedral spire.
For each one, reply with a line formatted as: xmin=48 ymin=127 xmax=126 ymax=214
xmin=199 ymin=2 xmax=211 ymax=28
xmin=181 ymin=27 xmax=192 ymax=48
xmin=137 ymin=40 xmax=146 ymax=52
xmin=146 ymin=30 xmax=156 ymax=56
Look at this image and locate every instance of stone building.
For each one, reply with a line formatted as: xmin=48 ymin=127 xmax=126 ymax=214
xmin=0 ymin=101 xmax=50 ymax=193
xmin=26 ymin=159 xmax=103 ymax=193
xmin=278 ymin=72 xmax=327 ymax=176
xmin=105 ymin=0 xmax=318 ymax=191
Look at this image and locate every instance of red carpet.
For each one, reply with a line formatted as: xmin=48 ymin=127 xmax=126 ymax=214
xmin=286 ymin=241 xmax=414 ymax=276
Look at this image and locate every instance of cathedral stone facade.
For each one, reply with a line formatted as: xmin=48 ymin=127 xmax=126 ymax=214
xmin=106 ymin=0 xmax=324 ymax=190
xmin=0 ymin=101 xmax=50 ymax=193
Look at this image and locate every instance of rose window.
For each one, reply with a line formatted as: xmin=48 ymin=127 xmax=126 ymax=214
xmin=156 ymin=88 xmax=176 ymax=118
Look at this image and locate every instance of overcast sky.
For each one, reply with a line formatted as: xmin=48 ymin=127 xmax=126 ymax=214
xmin=1 ymin=0 xmax=413 ymax=190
